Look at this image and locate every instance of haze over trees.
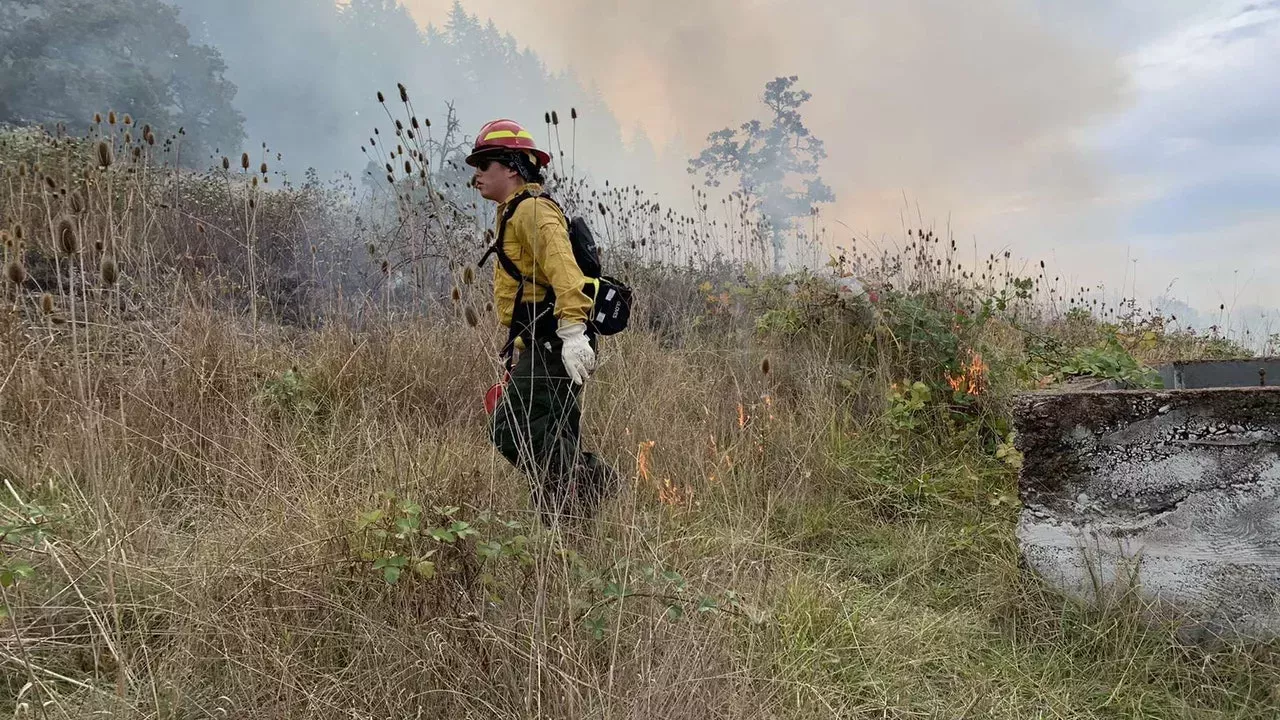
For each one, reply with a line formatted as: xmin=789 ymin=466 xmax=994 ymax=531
xmin=0 ymin=0 xmax=245 ymax=161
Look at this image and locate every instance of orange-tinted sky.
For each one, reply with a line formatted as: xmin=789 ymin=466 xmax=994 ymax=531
xmin=403 ymin=0 xmax=1280 ymax=320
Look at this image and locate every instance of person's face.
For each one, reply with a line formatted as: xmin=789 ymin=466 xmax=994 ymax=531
xmin=471 ymin=158 xmax=520 ymax=202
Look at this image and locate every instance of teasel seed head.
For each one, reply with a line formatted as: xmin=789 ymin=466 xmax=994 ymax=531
xmin=484 ymin=301 xmax=493 ymax=314
xmin=552 ymin=110 xmax=559 ymax=125
xmin=404 ymin=160 xmax=411 ymax=174
xmin=571 ymin=108 xmax=577 ymax=120
xmin=377 ymin=91 xmax=385 ymax=103
xmin=40 ymin=292 xmax=54 ymax=315
xmin=44 ymin=175 xmax=56 ymax=191
xmin=93 ymin=113 xmax=102 ymax=124
xmin=411 ymin=117 xmax=419 ymax=130
xmin=251 ymin=176 xmax=258 ymax=188
xmin=17 ymin=162 xmax=28 ymax=178
xmin=95 ymin=140 xmax=113 ymax=168
xmin=55 ymin=215 xmax=79 ymax=255
xmin=260 ymin=162 xmax=268 ymax=174
xmin=462 ymin=265 xmax=475 ymax=285
xmin=100 ymin=255 xmax=118 ymax=286
xmin=5 ymin=260 xmax=26 ymax=285
xmin=398 ymin=83 xmax=409 ymax=102
xmin=544 ymin=112 xmax=551 ymax=124
xmin=108 ymin=111 xmax=117 ymax=125
xmin=459 ymin=304 xmax=478 ymax=328
xmin=122 ymin=114 xmax=132 ymax=125
xmin=241 ymin=153 xmax=250 ymax=170
xmin=760 ymin=357 xmax=771 ymax=375
xmin=12 ymin=223 xmax=24 ymax=242
xmin=450 ymin=286 xmax=461 ymax=303
xmin=132 ymin=146 xmax=141 ymax=160
xmin=380 ymin=259 xmax=389 ymax=275
xmin=222 ymin=156 xmax=230 ymax=170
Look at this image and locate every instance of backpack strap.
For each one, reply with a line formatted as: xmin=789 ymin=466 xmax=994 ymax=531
xmin=477 ymin=190 xmax=555 ymax=290
xmin=476 ymin=190 xmax=558 ymax=367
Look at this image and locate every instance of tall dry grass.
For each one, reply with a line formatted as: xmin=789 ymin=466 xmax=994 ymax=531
xmin=2 ymin=114 xmax=1277 ymax=720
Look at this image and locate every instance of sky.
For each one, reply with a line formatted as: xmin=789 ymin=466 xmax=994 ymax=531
xmin=401 ymin=0 xmax=1279 ymax=331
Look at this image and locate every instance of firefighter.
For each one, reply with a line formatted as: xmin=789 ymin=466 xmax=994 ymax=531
xmin=467 ymin=118 xmax=617 ymax=525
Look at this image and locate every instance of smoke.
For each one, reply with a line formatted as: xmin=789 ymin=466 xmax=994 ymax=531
xmin=406 ymin=0 xmax=1128 ymax=236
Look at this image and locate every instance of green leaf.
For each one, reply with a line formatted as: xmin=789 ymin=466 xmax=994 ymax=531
xmin=476 ymin=541 xmax=502 ymax=559
xmin=10 ymin=563 xmax=33 ymax=579
xmin=356 ymin=509 xmax=384 ymax=531
xmin=697 ymin=597 xmax=718 ymax=613
xmin=413 ymin=560 xmax=435 ymax=579
xmin=434 ymin=506 xmax=460 ymax=518
xmin=449 ymin=521 xmax=477 ymax=539
xmin=584 ymin=615 xmax=607 ymax=640
xmin=666 ymin=604 xmax=684 ymax=621
xmin=603 ymin=581 xmax=632 ymax=599
xmin=372 ymin=558 xmax=388 ymax=570
xmin=394 ymin=515 xmax=420 ymax=537
xmin=429 ymin=528 xmax=456 ymax=543
xmin=661 ymin=570 xmax=687 ymax=590
xmin=382 ymin=566 xmax=402 ymax=584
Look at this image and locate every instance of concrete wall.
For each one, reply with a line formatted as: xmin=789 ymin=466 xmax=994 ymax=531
xmin=1014 ymin=387 xmax=1280 ymax=641
xmin=1158 ymin=359 xmax=1280 ymax=390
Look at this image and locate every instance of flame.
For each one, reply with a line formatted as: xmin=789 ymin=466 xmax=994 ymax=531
xmin=947 ymin=352 xmax=987 ymax=396
xmin=659 ymin=477 xmax=694 ymax=507
xmin=637 ymin=440 xmax=656 ymax=484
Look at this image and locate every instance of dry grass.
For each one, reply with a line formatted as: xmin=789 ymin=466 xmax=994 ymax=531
xmin=2 ymin=121 xmax=1278 ymax=719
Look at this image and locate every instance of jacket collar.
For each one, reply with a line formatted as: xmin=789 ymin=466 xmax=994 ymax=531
xmin=499 ymin=182 xmax=542 ymax=207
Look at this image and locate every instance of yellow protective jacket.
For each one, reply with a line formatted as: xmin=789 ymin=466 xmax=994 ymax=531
xmin=491 ymin=183 xmax=593 ymax=330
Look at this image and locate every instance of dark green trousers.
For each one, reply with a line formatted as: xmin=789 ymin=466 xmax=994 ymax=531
xmin=489 ymin=339 xmax=616 ymax=523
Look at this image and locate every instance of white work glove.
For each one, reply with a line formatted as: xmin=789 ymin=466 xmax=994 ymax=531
xmin=556 ymin=322 xmax=596 ymax=385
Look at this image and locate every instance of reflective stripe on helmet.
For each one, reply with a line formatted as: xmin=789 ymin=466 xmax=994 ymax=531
xmin=483 ymin=129 xmax=535 ymax=142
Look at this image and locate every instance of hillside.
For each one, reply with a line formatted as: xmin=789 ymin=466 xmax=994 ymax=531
xmin=1 ymin=120 xmax=1278 ymax=719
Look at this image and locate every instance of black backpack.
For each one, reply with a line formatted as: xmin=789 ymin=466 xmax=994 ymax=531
xmin=479 ymin=190 xmax=633 ymax=340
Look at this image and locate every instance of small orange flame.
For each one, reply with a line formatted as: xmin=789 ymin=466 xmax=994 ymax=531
xmin=637 ymin=440 xmax=656 ymax=484
xmin=659 ymin=477 xmax=694 ymax=507
xmin=947 ymin=352 xmax=987 ymax=396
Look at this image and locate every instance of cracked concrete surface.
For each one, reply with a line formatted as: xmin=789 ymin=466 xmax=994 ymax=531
xmin=1014 ymin=387 xmax=1280 ymax=641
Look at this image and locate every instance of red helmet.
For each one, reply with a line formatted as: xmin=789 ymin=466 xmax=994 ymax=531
xmin=465 ymin=119 xmax=551 ymax=168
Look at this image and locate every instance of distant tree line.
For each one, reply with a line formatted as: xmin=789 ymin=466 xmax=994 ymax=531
xmin=0 ymin=0 xmax=632 ymax=180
